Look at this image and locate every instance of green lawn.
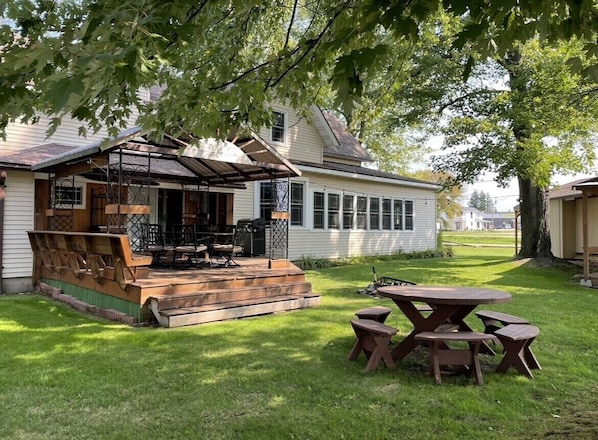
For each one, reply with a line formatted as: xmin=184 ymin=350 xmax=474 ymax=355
xmin=442 ymin=230 xmax=516 ymax=246
xmin=0 ymin=248 xmax=596 ymax=439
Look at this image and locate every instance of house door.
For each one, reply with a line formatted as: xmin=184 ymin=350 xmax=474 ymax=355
xmin=158 ymin=189 xmax=183 ymax=230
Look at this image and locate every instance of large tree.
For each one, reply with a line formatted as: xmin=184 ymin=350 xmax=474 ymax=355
xmin=431 ymin=40 xmax=598 ymax=258
xmin=0 ymin=1 xmax=597 ymax=140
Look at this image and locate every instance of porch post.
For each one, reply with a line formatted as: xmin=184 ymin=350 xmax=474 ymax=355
xmin=0 ymin=170 xmax=6 ymax=294
xmin=269 ymin=177 xmax=290 ymax=261
xmin=582 ymin=189 xmax=589 ymax=282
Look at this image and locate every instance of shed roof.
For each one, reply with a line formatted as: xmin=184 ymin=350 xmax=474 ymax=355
xmin=548 ymin=177 xmax=598 ymax=200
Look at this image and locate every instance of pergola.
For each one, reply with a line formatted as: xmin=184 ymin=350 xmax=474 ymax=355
xmin=32 ymin=127 xmax=301 ymax=259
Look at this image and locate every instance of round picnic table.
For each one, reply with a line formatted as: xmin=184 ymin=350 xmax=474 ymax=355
xmin=376 ymin=285 xmax=512 ymax=361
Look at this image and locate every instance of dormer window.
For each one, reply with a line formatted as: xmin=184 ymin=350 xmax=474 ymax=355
xmin=271 ymin=111 xmax=286 ymax=144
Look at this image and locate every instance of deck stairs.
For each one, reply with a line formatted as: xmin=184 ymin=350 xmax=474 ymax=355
xmin=146 ymin=269 xmax=319 ymax=327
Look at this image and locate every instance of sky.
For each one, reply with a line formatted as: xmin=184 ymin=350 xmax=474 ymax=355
xmin=461 ymin=172 xmax=598 ymax=212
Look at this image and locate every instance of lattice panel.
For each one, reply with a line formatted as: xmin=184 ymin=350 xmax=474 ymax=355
xmin=269 ymin=218 xmax=288 ymax=260
xmin=49 ymin=215 xmax=73 ymax=232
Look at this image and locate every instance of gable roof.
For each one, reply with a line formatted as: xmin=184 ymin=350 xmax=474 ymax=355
xmin=321 ymin=112 xmax=373 ymax=162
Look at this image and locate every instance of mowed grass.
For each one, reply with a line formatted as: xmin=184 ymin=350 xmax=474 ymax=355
xmin=0 ymin=247 xmax=596 ymax=440
xmin=442 ymin=230 xmax=516 ymax=246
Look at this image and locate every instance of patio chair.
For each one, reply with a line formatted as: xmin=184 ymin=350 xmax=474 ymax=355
xmin=211 ymin=228 xmax=243 ymax=267
xmin=141 ymin=223 xmax=173 ymax=266
xmin=171 ymin=224 xmax=210 ymax=266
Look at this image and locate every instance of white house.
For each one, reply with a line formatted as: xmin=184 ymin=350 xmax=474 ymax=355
xmin=0 ymin=102 xmax=438 ymax=294
xmin=448 ymin=207 xmax=486 ymax=231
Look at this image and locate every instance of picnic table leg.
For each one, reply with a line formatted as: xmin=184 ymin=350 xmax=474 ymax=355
xmin=389 ymin=302 xmax=461 ymax=362
xmin=448 ymin=305 xmax=497 ymax=355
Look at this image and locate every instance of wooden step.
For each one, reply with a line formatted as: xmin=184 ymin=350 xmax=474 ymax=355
xmin=151 ymin=282 xmax=312 ymax=310
xmin=152 ymin=293 xmax=320 ymax=327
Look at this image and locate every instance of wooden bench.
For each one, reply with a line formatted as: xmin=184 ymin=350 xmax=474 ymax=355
xmin=415 ymin=331 xmax=496 ymax=385
xmin=28 ymin=231 xmax=152 ymax=289
xmin=475 ymin=310 xmax=530 ymax=334
xmin=354 ymin=306 xmax=392 ymax=323
xmin=494 ymin=324 xmax=541 ymax=379
xmin=348 ymin=319 xmax=398 ymax=372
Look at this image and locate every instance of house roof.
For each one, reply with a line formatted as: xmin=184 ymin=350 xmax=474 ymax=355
xmin=0 ymin=143 xmax=75 ymax=169
xmin=295 ymin=160 xmax=438 ymax=189
xmin=25 ymin=127 xmax=301 ymax=186
xmin=548 ymin=177 xmax=598 ymax=200
xmin=321 ymin=112 xmax=373 ymax=162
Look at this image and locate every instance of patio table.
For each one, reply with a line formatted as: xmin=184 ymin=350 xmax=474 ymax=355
xmin=376 ymin=285 xmax=511 ymax=361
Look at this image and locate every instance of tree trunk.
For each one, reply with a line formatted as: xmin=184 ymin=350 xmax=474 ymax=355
xmin=517 ymin=176 xmax=552 ymax=259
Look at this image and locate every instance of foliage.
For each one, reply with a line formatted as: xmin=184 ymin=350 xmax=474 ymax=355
xmin=469 ymin=189 xmax=496 ymax=212
xmin=0 ymin=1 xmax=596 ymax=140
xmin=293 ymin=248 xmax=453 ymax=270
xmin=411 ymin=169 xmax=463 ymax=229
xmin=0 ymin=247 xmax=596 ymax=439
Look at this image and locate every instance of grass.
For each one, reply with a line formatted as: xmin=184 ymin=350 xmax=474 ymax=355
xmin=1 ymin=247 xmax=596 ymax=439
xmin=442 ymin=230 xmax=516 ymax=246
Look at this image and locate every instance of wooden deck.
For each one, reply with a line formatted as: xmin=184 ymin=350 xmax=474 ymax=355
xmin=35 ymin=256 xmax=320 ymax=327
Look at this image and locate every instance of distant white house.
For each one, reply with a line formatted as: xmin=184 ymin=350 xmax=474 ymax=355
xmin=448 ymin=207 xmax=486 ymax=231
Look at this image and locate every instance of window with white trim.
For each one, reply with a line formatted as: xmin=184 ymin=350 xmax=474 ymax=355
xmin=382 ymin=198 xmax=392 ymax=230
xmin=404 ymin=200 xmax=414 ymax=230
xmin=393 ymin=199 xmax=414 ymax=231
xmin=356 ymin=196 xmax=367 ymax=229
xmin=393 ymin=199 xmax=403 ymax=230
xmin=328 ymin=193 xmax=340 ymax=229
xmin=271 ymin=111 xmax=286 ymax=143
xmin=259 ymin=181 xmax=304 ymax=226
xmin=290 ymin=182 xmax=304 ymax=226
xmin=369 ymin=197 xmax=380 ymax=229
xmin=342 ymin=194 xmax=354 ymax=229
xmin=259 ymin=182 xmax=272 ymax=221
xmin=313 ymin=191 xmax=325 ymax=229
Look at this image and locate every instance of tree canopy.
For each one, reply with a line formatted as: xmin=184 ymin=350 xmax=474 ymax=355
xmin=1 ymin=0 xmax=597 ymax=140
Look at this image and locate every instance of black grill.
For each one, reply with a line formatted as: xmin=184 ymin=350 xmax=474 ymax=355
xmin=236 ymin=218 xmax=266 ymax=256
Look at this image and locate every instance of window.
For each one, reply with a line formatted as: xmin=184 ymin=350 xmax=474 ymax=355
xmin=259 ymin=182 xmax=272 ymax=221
xmin=342 ymin=194 xmax=354 ymax=229
xmin=271 ymin=111 xmax=286 ymax=143
xmin=328 ymin=193 xmax=340 ymax=229
xmin=392 ymin=199 xmax=414 ymax=231
xmin=260 ymin=181 xmax=304 ymax=226
xmin=53 ymin=183 xmax=86 ymax=209
xmin=404 ymin=200 xmax=414 ymax=230
xmin=393 ymin=199 xmax=403 ymax=230
xmin=369 ymin=197 xmax=380 ymax=229
xmin=290 ymin=182 xmax=304 ymax=226
xmin=356 ymin=196 xmax=367 ymax=229
xmin=313 ymin=191 xmax=325 ymax=229
xmin=382 ymin=198 xmax=392 ymax=230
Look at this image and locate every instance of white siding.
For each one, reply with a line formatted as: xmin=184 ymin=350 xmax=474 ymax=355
xmin=233 ymin=170 xmax=438 ymax=260
xmin=2 ymin=107 xmax=143 ymax=154
xmin=258 ymin=103 xmax=324 ymax=164
xmin=2 ymin=171 xmax=35 ymax=278
xmin=287 ymin=171 xmax=436 ymax=259
xmin=233 ymin=186 xmax=255 ymax=222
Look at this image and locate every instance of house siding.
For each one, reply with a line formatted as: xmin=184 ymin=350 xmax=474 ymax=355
xmin=236 ymin=171 xmax=437 ymax=260
xmin=258 ymin=103 xmax=324 ymax=164
xmin=2 ymin=171 xmax=35 ymax=288
xmin=287 ymin=171 xmax=436 ymax=259
xmin=2 ymin=115 xmax=113 ymax=154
